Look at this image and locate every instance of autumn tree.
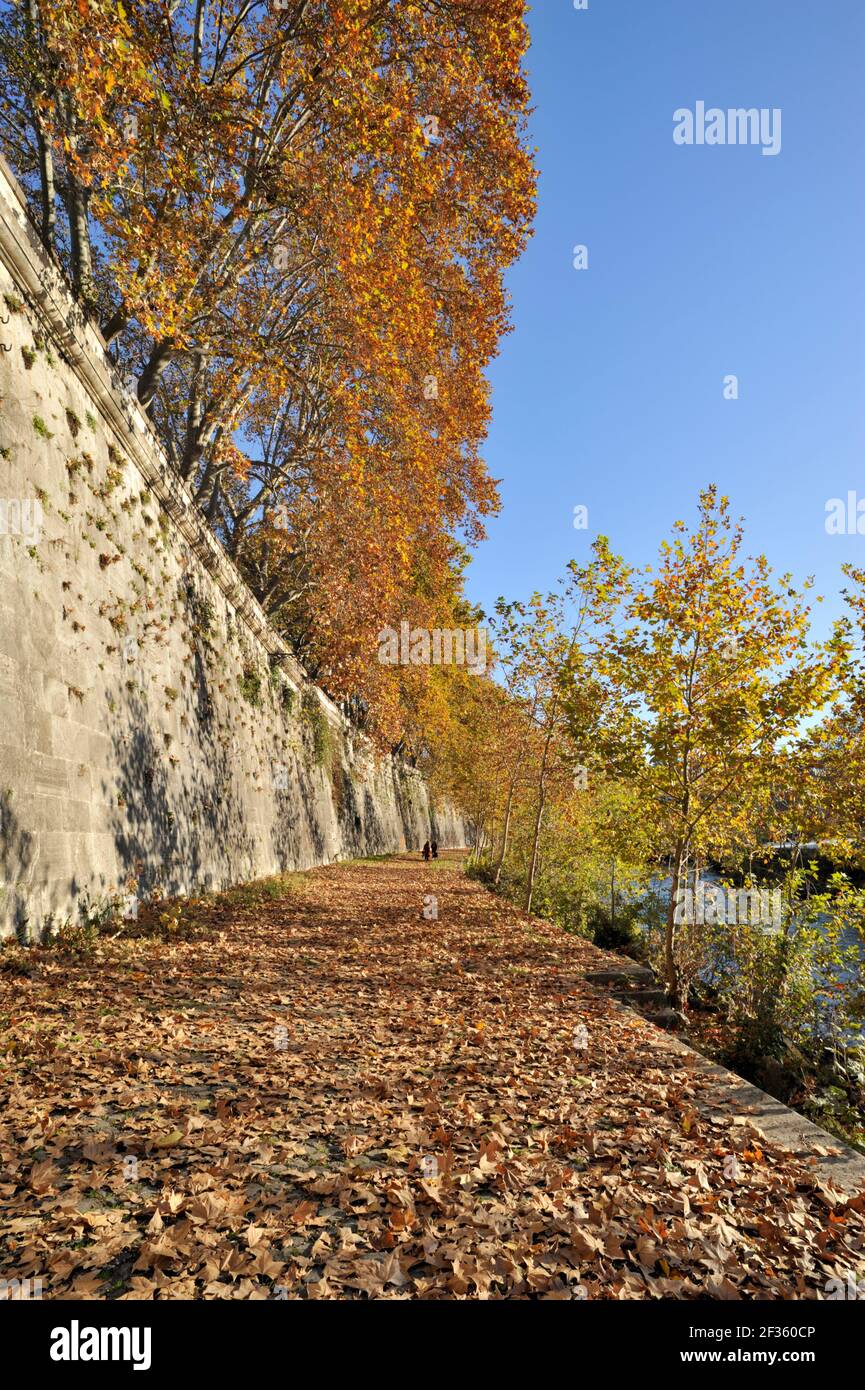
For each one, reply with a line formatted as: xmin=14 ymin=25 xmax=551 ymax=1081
xmin=423 ymin=666 xmax=514 ymax=854
xmin=486 ymin=542 xmax=629 ymax=911
xmin=586 ymin=487 xmax=845 ymax=1007
xmin=0 ymin=0 xmax=536 ymax=743
xmin=790 ymin=564 xmax=865 ymax=866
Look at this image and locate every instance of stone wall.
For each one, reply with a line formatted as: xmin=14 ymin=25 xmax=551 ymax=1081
xmin=0 ymin=156 xmax=464 ymax=940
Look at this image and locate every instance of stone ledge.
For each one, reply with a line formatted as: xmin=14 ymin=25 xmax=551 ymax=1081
xmin=670 ymin=1039 xmax=865 ymax=1195
xmin=596 ymin=992 xmax=865 ymax=1194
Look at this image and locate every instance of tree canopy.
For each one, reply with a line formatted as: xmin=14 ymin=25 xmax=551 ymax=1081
xmin=0 ymin=0 xmax=536 ymax=745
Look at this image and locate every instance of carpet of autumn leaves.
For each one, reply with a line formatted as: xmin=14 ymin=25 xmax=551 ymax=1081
xmin=2 ymin=852 xmax=865 ymax=1301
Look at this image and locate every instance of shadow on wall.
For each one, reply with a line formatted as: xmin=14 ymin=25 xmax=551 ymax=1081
xmin=106 ymin=596 xmax=258 ymax=897
xmin=393 ymin=765 xmax=421 ymax=852
xmin=276 ymin=710 xmax=373 ymax=868
xmin=0 ymin=788 xmax=37 ymax=940
xmin=363 ymin=787 xmax=386 ymax=854
xmin=107 ymin=578 xmax=346 ymax=893
xmin=429 ymin=805 xmax=449 ymax=848
xmin=270 ymin=744 xmax=325 ymax=869
xmin=335 ymin=765 xmax=364 ymax=855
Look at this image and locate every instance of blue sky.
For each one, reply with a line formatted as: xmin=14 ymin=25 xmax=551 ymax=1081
xmin=466 ymin=0 xmax=865 ymax=636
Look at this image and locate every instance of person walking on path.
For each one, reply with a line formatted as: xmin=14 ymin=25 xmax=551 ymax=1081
xmin=422 ymin=841 xmax=431 ymax=862
xmin=431 ymin=840 xmax=438 ymax=859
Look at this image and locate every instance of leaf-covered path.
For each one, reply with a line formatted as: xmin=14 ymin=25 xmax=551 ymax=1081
xmin=2 ymin=852 xmax=865 ymax=1300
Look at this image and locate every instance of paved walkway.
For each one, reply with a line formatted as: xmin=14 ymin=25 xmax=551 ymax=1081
xmin=2 ymin=852 xmax=864 ymax=1299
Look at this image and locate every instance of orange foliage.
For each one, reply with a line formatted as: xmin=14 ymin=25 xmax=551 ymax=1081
xmin=2 ymin=0 xmax=537 ymax=744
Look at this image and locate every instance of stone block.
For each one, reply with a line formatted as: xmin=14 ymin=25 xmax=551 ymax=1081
xmin=31 ymin=752 xmax=71 ymax=798
xmin=41 ymin=673 xmax=70 ymax=717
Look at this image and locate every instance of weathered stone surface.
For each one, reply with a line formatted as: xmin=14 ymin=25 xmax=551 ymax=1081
xmin=0 ymin=156 xmax=464 ymax=939
xmin=610 ymin=986 xmax=668 ymax=1008
xmin=584 ymin=963 xmax=655 ymax=987
xmin=645 ymin=1007 xmax=689 ymax=1030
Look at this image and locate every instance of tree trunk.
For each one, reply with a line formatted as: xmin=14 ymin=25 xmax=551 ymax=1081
xmin=524 ymin=780 xmax=545 ymax=914
xmin=525 ymin=725 xmax=554 ymax=913
xmin=25 ymin=0 xmax=56 ymax=252
xmin=494 ymin=776 xmax=518 ymax=886
xmin=137 ymin=339 xmax=175 ymax=407
xmin=610 ymin=858 xmax=616 ymax=932
xmin=67 ymin=178 xmax=94 ymax=305
xmin=35 ymin=126 xmax=56 ymax=251
xmin=59 ymin=93 xmax=95 ymax=308
xmin=101 ymin=305 xmax=129 ymax=346
xmin=665 ymin=841 xmax=686 ymax=1007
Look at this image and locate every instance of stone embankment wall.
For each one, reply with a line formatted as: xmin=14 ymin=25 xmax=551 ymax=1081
xmin=0 ymin=155 xmax=463 ymax=939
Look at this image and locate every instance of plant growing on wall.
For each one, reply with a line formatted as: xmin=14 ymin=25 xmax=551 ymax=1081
xmin=301 ymin=689 xmax=332 ymax=769
xmin=238 ymin=667 xmax=262 ymax=709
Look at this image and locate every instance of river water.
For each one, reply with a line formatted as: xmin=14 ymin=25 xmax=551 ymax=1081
xmin=643 ymin=871 xmax=864 ymax=1042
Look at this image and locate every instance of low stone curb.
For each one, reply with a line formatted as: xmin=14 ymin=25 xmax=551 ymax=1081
xmin=665 ymin=1036 xmax=865 ymax=1195
xmin=589 ymin=982 xmax=865 ymax=1195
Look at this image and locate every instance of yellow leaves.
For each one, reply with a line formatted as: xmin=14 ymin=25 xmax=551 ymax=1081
xmin=154 ymin=1128 xmax=185 ymax=1148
